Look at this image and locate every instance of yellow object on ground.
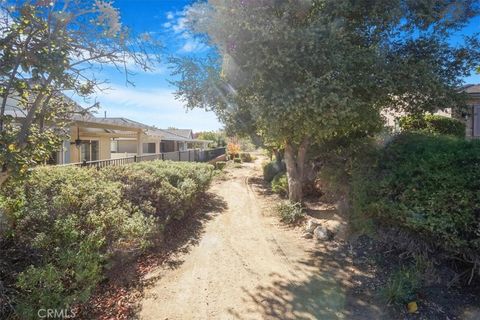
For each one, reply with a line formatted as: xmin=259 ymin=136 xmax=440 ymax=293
xmin=407 ymin=301 xmax=418 ymax=313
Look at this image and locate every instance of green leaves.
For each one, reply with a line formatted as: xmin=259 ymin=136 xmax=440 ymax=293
xmin=352 ymin=133 xmax=480 ymax=255
xmin=0 ymin=161 xmax=213 ymax=318
xmin=399 ymin=114 xmax=466 ymax=138
xmin=171 ymin=0 xmax=479 ymax=149
xmin=0 ymin=1 xmax=162 ymax=184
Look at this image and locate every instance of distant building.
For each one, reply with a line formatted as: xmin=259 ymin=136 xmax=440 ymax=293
xmin=382 ymin=84 xmax=480 ymax=139
xmin=6 ymin=94 xmax=211 ymax=165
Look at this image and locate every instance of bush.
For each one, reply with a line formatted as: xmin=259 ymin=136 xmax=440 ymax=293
xmin=271 ymin=172 xmax=288 ymax=196
xmin=239 ymin=152 xmax=252 ymax=162
xmin=233 ymin=157 xmax=242 ymax=164
xmin=399 ymin=114 xmax=465 ymax=138
xmin=276 ymin=201 xmax=305 ymax=224
xmin=0 ymin=166 xmax=156 ymax=319
xmin=215 ymin=161 xmax=227 ymax=170
xmin=0 ymin=161 xmax=214 ymax=319
xmin=102 ymin=161 xmax=214 ymax=223
xmin=263 ymin=161 xmax=285 ymax=183
xmin=227 ymin=142 xmax=241 ymax=158
xmin=237 ymin=137 xmax=257 ymax=152
xmin=380 ymin=266 xmax=421 ymax=305
xmin=352 ymin=133 xmax=480 ymax=258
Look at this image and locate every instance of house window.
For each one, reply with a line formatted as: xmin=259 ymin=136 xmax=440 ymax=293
xmin=110 ymin=140 xmax=119 ymax=153
xmin=474 ymin=105 xmax=480 ymax=137
xmin=80 ymin=140 xmax=99 ymax=162
xmin=143 ymin=142 xmax=156 ymax=154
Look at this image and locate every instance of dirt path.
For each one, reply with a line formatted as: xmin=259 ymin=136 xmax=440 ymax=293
xmin=139 ymin=159 xmax=382 ymax=320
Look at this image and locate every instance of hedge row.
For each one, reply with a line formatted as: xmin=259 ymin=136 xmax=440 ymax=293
xmin=399 ymin=114 xmax=466 ymax=138
xmin=0 ymin=161 xmax=213 ymax=319
xmin=351 ymin=133 xmax=480 ymax=259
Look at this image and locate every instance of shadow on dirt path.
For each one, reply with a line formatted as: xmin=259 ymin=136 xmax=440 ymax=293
xmin=77 ymin=191 xmax=228 ymax=320
xmin=138 ymin=158 xmax=385 ymax=320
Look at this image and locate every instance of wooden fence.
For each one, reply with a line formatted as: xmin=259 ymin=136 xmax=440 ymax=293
xmin=64 ymin=148 xmax=226 ymax=169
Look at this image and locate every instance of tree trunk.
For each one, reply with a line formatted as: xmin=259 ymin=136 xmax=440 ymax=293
xmin=0 ymin=171 xmax=9 ymax=187
xmin=284 ymin=138 xmax=309 ymax=203
xmin=273 ymin=149 xmax=283 ymax=165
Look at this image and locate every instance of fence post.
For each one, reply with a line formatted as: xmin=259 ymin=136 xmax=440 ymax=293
xmin=134 ymin=155 xmax=137 ymax=163
xmin=178 ymin=151 xmax=181 ymax=161
xmin=81 ymin=160 xmax=87 ymax=167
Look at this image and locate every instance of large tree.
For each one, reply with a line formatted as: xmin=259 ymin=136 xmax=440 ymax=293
xmin=171 ymin=0 xmax=480 ymax=202
xmin=0 ymin=0 xmax=160 ymax=184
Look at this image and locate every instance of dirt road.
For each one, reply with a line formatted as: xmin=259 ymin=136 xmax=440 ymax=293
xmin=139 ymin=160 xmax=381 ymax=320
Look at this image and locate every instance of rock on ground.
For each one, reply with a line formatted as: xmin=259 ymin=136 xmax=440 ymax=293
xmin=305 ymin=218 xmax=346 ymax=241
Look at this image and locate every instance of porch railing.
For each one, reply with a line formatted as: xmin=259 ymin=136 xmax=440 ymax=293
xmin=64 ymin=148 xmax=226 ymax=169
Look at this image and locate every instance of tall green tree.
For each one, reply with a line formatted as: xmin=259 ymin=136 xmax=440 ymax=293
xmin=197 ymin=130 xmax=227 ymax=148
xmin=171 ymin=0 xmax=480 ymax=202
xmin=0 ymin=0 xmax=161 ymax=185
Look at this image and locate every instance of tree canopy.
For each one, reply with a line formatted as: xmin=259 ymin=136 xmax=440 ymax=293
xmin=0 ymin=0 xmax=161 ymax=184
xmin=172 ymin=0 xmax=480 ymax=201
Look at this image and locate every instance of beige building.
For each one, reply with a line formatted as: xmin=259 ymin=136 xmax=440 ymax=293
xmin=459 ymin=84 xmax=480 ymax=139
xmin=6 ymin=94 xmax=210 ymax=165
xmin=382 ymin=84 xmax=480 ymax=139
xmin=54 ymin=114 xmax=210 ymax=165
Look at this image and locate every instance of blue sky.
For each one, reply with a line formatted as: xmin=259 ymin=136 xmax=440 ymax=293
xmin=73 ymin=0 xmax=222 ymax=132
xmin=73 ymin=1 xmax=480 ymax=132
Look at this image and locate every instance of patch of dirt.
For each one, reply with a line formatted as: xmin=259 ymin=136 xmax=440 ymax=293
xmin=138 ymin=157 xmax=383 ymax=320
xmin=76 ymin=192 xmax=228 ymax=320
xmin=346 ymin=233 xmax=480 ymax=320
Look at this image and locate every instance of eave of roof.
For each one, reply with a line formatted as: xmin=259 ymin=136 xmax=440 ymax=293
xmin=460 ymin=84 xmax=480 ymax=94
xmin=104 ymin=118 xmax=196 ymax=141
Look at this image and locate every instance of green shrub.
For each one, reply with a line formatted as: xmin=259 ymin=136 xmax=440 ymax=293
xmin=0 ymin=161 xmax=214 ymax=319
xmin=271 ymin=172 xmax=288 ymax=196
xmin=399 ymin=114 xmax=465 ymax=138
xmin=380 ymin=266 xmax=421 ymax=305
xmin=239 ymin=152 xmax=252 ymax=162
xmin=102 ymin=161 xmax=214 ymax=223
xmin=0 ymin=166 xmax=156 ymax=319
xmin=276 ymin=201 xmax=305 ymax=224
xmin=352 ymin=133 xmax=480 ymax=257
xmin=215 ymin=161 xmax=227 ymax=170
xmin=263 ymin=161 xmax=285 ymax=183
xmin=233 ymin=157 xmax=242 ymax=164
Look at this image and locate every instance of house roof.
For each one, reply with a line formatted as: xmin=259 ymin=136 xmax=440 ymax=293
xmin=165 ymin=128 xmax=193 ymax=139
xmin=102 ymin=117 xmax=151 ymax=129
xmin=104 ymin=118 xmax=198 ymax=142
xmin=460 ymin=84 xmax=480 ymax=99
xmin=460 ymin=84 xmax=480 ymax=93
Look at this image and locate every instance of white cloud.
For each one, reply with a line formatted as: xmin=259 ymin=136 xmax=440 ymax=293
xmin=172 ymin=16 xmax=188 ymax=34
xmin=95 ymin=85 xmax=178 ymax=111
xmin=181 ymin=37 xmax=207 ymax=53
xmin=118 ymin=54 xmax=165 ymax=75
xmin=163 ymin=7 xmax=210 ymax=54
xmin=163 ymin=9 xmax=188 ymax=34
xmin=87 ymin=85 xmax=221 ymax=131
xmin=0 ymin=5 xmax=14 ymax=36
xmin=70 ymin=49 xmax=165 ymax=76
